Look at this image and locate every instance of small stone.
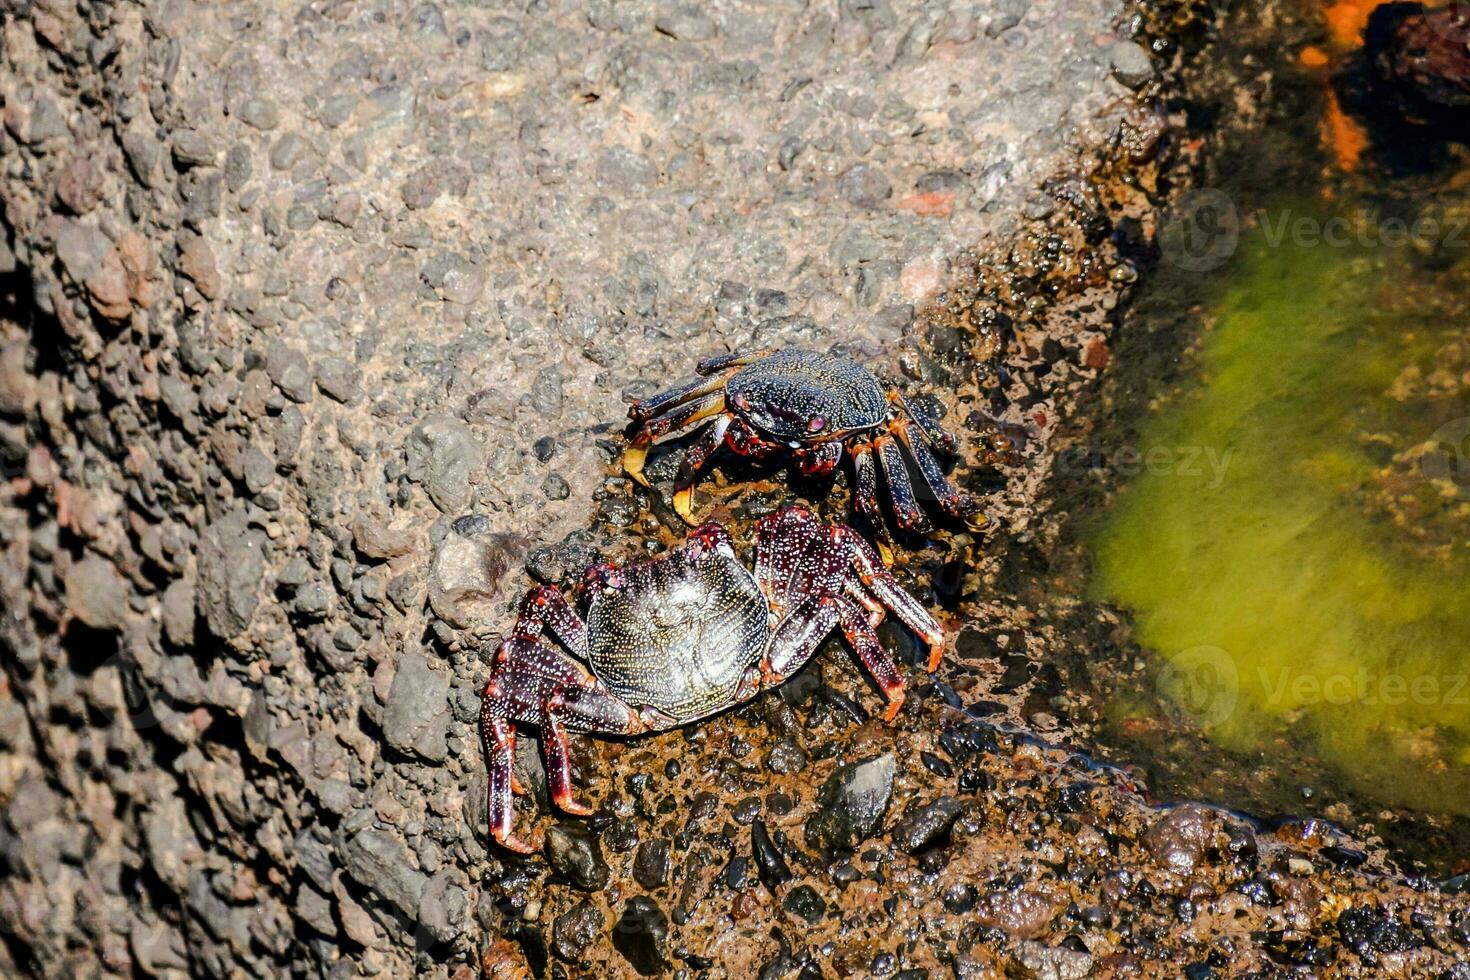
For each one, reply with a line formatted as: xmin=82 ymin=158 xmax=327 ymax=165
xmin=65 ymin=555 xmax=128 ymax=630
xmin=765 ymin=736 xmax=808 ymax=774
xmin=340 ymin=829 xmax=427 ymax=917
xmin=417 ymin=872 xmax=466 ymax=945
xmin=1013 ymin=941 xmax=1095 ymax=980
xmin=541 ymin=473 xmax=571 ymax=500
xmin=976 ymin=889 xmax=1064 ymax=940
xmin=265 ymin=341 xmax=313 ymax=403
xmin=161 ymin=578 xmax=196 ymax=647
xmin=805 ymin=754 xmax=896 ymax=854
xmin=545 ymin=825 xmax=610 ymax=892
xmin=892 ymin=797 xmax=961 ymax=854
xmin=633 ymin=839 xmax=672 ymax=890
xmin=406 ymin=416 xmax=486 ymax=514
xmin=750 ymin=819 xmax=792 ymax=890
xmin=1144 ymin=805 xmax=1218 ymax=876
xmin=837 ymin=163 xmax=892 ymax=209
xmin=383 ymin=652 xmax=452 ymax=762
xmin=782 ymin=884 xmax=826 ymax=924
xmin=314 ymin=356 xmax=362 ymax=403
xmin=178 ymin=233 xmax=222 ymax=300
xmin=551 ymin=901 xmax=604 ymax=963
xmin=612 ymin=897 xmax=670 ymax=976
xmin=238 ymin=98 xmax=280 ymax=130
xmin=1110 ymin=42 xmax=1155 ymax=89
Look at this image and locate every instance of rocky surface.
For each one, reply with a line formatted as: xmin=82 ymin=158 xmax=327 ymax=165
xmin=0 ymin=0 xmax=1467 ymax=977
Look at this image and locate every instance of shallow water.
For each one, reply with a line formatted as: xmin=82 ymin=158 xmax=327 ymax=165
xmin=1091 ymin=210 xmax=1470 ymax=821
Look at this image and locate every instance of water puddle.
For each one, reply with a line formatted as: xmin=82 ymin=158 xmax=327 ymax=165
xmin=1072 ymin=1 xmax=1470 ymax=872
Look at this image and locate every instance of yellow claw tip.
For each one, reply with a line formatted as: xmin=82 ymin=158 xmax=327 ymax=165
xmin=622 ymin=446 xmax=651 ymax=487
xmin=672 ymin=486 xmax=698 ymax=525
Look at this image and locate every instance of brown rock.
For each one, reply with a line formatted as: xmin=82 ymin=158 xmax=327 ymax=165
xmin=1144 ymin=804 xmax=1219 ymax=875
xmin=975 ymin=888 xmax=1064 ymax=939
xmin=178 ymin=233 xmax=222 ymax=299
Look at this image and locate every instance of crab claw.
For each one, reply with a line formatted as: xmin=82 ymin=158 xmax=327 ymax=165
xmin=672 ymin=483 xmax=699 ymax=524
xmin=622 ymin=442 xmax=652 ymax=488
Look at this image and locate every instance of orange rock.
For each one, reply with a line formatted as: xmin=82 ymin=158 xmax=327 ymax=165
xmin=1299 ymin=45 xmax=1330 ymax=69
xmin=894 ymin=190 xmax=955 ymax=217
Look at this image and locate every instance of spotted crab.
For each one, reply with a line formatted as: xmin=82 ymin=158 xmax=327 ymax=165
xmin=622 ymin=347 xmax=985 ymax=537
xmin=479 ymin=505 xmax=943 ymax=853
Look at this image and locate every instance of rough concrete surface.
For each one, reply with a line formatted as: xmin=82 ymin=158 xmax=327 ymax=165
xmin=1 ymin=0 xmax=1468 ymax=977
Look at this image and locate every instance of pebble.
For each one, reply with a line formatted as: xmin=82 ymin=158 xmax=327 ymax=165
xmin=782 ymin=884 xmax=827 ymax=924
xmin=1144 ymin=805 xmax=1217 ymax=876
xmin=751 ymin=819 xmax=793 ymax=890
xmin=805 ymin=754 xmax=896 ymax=855
xmin=612 ymin=897 xmax=670 ymax=976
xmin=382 ymin=653 xmax=451 ymax=762
xmin=551 ymin=901 xmax=604 ymax=963
xmin=765 ymin=736 xmax=808 ymax=774
xmin=837 ymin=164 xmax=893 ymax=209
xmin=545 ymin=824 xmax=611 ymax=892
xmin=633 ymin=839 xmax=672 ymax=890
xmin=1013 ymin=940 xmax=1095 ymax=980
xmin=1109 ymin=41 xmax=1155 ymax=89
xmin=891 ymin=797 xmax=961 ymax=855
xmin=339 ymin=829 xmax=427 ymax=917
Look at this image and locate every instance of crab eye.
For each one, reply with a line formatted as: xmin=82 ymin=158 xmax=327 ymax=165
xmin=807 ymin=416 xmax=828 ymax=433
xmin=732 ymin=393 xmax=749 ymax=411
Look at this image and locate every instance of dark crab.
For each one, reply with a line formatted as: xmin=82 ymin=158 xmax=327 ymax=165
xmin=623 ymin=347 xmax=985 ymax=536
xmin=479 ymin=505 xmax=943 ymax=853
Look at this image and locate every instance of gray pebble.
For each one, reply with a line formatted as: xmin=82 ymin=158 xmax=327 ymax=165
xmin=1110 ymin=42 xmax=1154 ymax=89
xmin=837 ymin=164 xmax=893 ymax=209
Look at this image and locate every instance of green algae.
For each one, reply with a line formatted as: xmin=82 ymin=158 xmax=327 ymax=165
xmin=1090 ymin=210 xmax=1470 ymax=816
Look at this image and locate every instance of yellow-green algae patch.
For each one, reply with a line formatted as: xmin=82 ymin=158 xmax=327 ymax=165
xmin=1091 ymin=213 xmax=1470 ymax=814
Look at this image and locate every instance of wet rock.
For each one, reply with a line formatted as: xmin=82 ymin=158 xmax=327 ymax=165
xmin=891 ymin=797 xmax=961 ymax=855
xmin=64 ymin=555 xmax=127 ymax=630
xmin=196 ymin=510 xmax=269 ymax=640
xmin=546 ymin=825 xmax=610 ymax=892
xmin=1144 ymin=805 xmax=1218 ymax=876
xmin=382 ymin=652 xmax=451 ymax=762
xmin=633 ymin=838 xmax=672 ymax=890
xmin=551 ymin=901 xmax=604 ymax=963
xmin=407 ymin=416 xmax=486 ymax=514
xmin=766 ymin=736 xmax=808 ymax=774
xmin=1338 ymin=906 xmax=1415 ymax=962
xmin=782 ymin=884 xmax=826 ymax=924
xmin=805 ymin=754 xmax=896 ymax=854
xmin=751 ymin=819 xmax=793 ymax=890
xmin=428 ymin=524 xmax=524 ymax=628
xmin=1013 ymin=940 xmax=1095 ymax=980
xmin=1109 ymin=42 xmax=1154 ymax=89
xmin=975 ymin=889 xmax=1064 ymax=940
xmin=612 ymin=897 xmax=670 ymax=976
xmin=341 ymin=829 xmax=427 ymax=917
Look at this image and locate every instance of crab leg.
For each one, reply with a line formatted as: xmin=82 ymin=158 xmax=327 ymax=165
xmin=673 ymin=415 xmax=732 ymax=523
xmin=887 ymin=387 xmax=960 ymax=456
xmin=875 ymin=435 xmax=931 ymax=534
xmin=838 ymin=527 xmax=946 ymax=672
xmin=623 ymin=393 xmax=728 ymax=488
xmin=514 ymin=584 xmax=590 ymax=658
xmin=628 ymin=371 xmax=732 ymax=423
xmin=481 ymin=637 xmax=644 ymax=853
xmin=851 ymin=445 xmax=895 ymax=564
xmin=481 ymin=715 xmax=534 ymax=853
xmin=763 ymin=594 xmax=842 ymax=682
xmin=896 ymin=420 xmax=985 ymax=528
xmin=833 ymin=596 xmax=907 ymax=722
xmin=696 ymin=347 xmax=777 ymax=375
